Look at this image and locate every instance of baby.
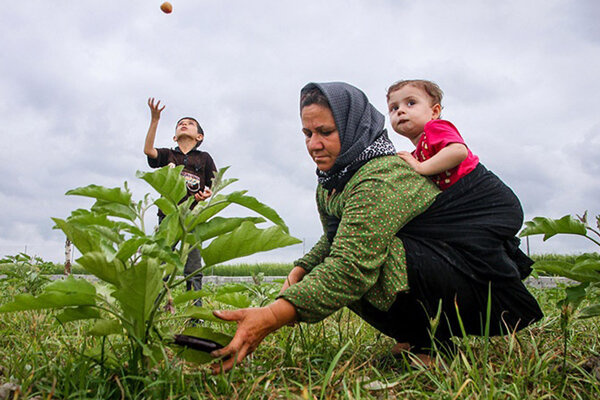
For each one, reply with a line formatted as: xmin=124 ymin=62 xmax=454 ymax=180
xmin=386 ymin=79 xmax=479 ymax=190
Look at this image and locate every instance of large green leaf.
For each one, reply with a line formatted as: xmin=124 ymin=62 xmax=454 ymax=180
xmin=91 ymin=200 xmax=137 ymax=221
xmin=562 ymin=282 xmax=589 ymax=308
xmin=65 ymin=210 xmax=113 ymax=228
xmin=187 ymin=201 xmax=232 ymax=230
xmin=155 ymin=213 xmax=184 ymax=248
xmin=172 ymin=326 xmax=233 ymax=364
xmin=88 ymin=319 xmax=123 ymax=336
xmin=136 ymin=166 xmax=187 ymax=205
xmin=76 ymin=252 xmax=125 ymax=286
xmin=216 ymin=283 xmax=250 ymax=295
xmin=84 ymin=345 xmax=121 ymax=368
xmin=215 ymin=292 xmax=252 ymax=308
xmin=66 ymin=184 xmax=132 ymax=206
xmin=193 ymin=216 xmax=265 ymax=241
xmin=226 ymin=191 xmax=290 ymax=233
xmin=173 ymin=289 xmax=211 ymax=305
xmin=580 ymin=304 xmax=600 ymax=319
xmin=154 ymin=197 xmax=177 ymax=216
xmin=520 ymin=215 xmax=587 ymax=240
xmin=120 ymin=224 xmax=146 ymax=238
xmin=202 ymin=222 xmax=301 ymax=266
xmin=52 ymin=218 xmax=100 ymax=254
xmin=209 ymin=166 xmax=237 ymax=194
xmin=115 ymin=237 xmax=151 ymax=263
xmin=56 ymin=306 xmax=102 ymax=324
xmin=0 ymin=276 xmax=96 ymax=312
xmin=533 ymin=260 xmax=600 ymax=283
xmin=87 ymin=224 xmax=124 ymax=246
xmin=112 ymin=259 xmax=163 ymax=338
xmin=571 ymin=255 xmax=600 ymax=274
xmin=139 ymin=242 xmax=183 ymax=273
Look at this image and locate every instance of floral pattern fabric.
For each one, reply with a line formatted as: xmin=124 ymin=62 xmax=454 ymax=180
xmin=281 ymin=156 xmax=439 ymax=323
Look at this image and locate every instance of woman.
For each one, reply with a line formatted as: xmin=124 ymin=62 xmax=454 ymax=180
xmin=210 ymin=82 xmax=542 ymax=372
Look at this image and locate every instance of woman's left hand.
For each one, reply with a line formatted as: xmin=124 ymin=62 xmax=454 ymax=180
xmin=210 ymin=299 xmax=297 ymax=373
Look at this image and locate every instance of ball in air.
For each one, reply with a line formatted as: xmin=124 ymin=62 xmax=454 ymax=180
xmin=160 ymin=2 xmax=173 ymax=14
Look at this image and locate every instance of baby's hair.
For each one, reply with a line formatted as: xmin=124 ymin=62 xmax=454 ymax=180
xmin=386 ymin=79 xmax=444 ymax=107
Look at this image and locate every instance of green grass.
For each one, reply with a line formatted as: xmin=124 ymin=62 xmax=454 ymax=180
xmin=530 ymin=252 xmax=600 ymax=264
xmin=37 ymin=254 xmax=599 ymax=277
xmin=40 ymin=254 xmax=599 ymax=277
xmin=42 ymin=262 xmax=294 ymax=276
xmin=1 ymin=280 xmax=600 ymax=399
xmin=203 ymin=263 xmax=293 ymax=276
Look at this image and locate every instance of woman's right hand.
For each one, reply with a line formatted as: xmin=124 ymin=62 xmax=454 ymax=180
xmin=148 ymin=97 xmax=165 ymax=121
xmin=210 ymin=299 xmax=297 ymax=373
xmin=279 ymin=266 xmax=307 ymax=295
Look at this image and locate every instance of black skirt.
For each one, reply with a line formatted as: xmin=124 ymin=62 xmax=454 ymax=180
xmin=352 ymin=164 xmax=543 ymax=351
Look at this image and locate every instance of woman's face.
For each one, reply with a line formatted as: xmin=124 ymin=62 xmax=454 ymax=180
xmin=301 ymin=104 xmax=341 ymax=172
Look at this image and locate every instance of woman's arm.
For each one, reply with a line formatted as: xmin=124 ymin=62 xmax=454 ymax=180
xmin=278 ymin=266 xmax=308 ymax=295
xmin=281 ymin=158 xmax=438 ymax=322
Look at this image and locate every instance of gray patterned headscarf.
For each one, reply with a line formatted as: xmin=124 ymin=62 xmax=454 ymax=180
xmin=301 ymin=82 xmax=396 ymax=191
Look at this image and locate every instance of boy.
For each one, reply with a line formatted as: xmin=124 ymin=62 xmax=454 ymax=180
xmin=144 ymin=97 xmax=217 ymax=302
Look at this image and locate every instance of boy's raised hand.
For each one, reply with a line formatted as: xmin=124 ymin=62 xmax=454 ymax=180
xmin=148 ymin=97 xmax=165 ymax=121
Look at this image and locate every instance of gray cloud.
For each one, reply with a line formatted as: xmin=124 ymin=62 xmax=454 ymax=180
xmin=1 ymin=0 xmax=599 ymax=262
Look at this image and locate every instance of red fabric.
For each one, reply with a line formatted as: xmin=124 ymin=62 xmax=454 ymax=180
xmin=412 ymin=120 xmax=479 ymax=190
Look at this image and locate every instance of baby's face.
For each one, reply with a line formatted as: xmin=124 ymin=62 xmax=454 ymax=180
xmin=387 ymin=85 xmax=441 ymax=142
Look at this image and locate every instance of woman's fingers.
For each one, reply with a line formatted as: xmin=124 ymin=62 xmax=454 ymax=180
xmin=210 ymin=344 xmax=250 ymax=374
xmin=209 ymin=302 xmax=295 ymax=374
xmin=213 ymin=309 xmax=243 ymax=322
xmin=209 ymin=320 xmax=254 ymax=374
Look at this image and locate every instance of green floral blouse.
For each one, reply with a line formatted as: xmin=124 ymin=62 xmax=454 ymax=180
xmin=280 ymin=156 xmax=439 ymax=323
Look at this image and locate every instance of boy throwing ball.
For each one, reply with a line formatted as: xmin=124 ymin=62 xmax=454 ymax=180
xmin=144 ymin=98 xmax=217 ymax=304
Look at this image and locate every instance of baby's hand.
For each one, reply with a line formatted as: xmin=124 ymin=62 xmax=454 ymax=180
xmin=397 ymin=151 xmax=421 ymax=171
xmin=148 ymin=97 xmax=165 ymax=121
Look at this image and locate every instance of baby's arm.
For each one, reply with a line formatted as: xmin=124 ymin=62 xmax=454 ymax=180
xmin=398 ymin=143 xmax=468 ymax=176
xmin=144 ymin=98 xmax=165 ymax=159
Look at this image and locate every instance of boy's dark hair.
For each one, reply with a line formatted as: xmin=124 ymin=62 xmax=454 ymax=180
xmin=300 ymin=87 xmax=331 ymax=111
xmin=177 ymin=117 xmax=204 ymax=146
xmin=386 ymin=79 xmax=444 ymax=107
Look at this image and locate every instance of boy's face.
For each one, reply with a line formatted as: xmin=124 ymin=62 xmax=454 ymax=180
xmin=174 ymin=118 xmax=203 ymax=143
xmin=387 ymin=85 xmax=441 ymax=143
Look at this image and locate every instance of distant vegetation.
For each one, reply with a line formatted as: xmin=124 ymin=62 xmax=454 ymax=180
xmin=531 ymin=253 xmax=600 ymax=264
xmin=16 ymin=254 xmax=600 ymax=277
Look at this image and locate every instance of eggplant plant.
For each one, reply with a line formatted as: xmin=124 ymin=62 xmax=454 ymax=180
xmin=0 ymin=253 xmax=54 ymax=295
xmin=0 ymin=166 xmax=301 ymax=374
xmin=519 ymin=212 xmax=600 ymax=378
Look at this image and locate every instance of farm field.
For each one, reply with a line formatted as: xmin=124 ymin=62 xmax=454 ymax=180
xmin=1 ymin=262 xmax=599 ymax=399
xmin=15 ymin=254 xmax=594 ymax=277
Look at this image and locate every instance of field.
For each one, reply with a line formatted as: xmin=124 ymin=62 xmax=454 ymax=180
xmin=1 ymin=261 xmax=600 ymax=399
xmin=38 ymin=254 xmax=598 ymax=277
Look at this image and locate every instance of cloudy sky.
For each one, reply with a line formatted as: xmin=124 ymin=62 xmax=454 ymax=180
xmin=1 ymin=0 xmax=599 ymax=265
